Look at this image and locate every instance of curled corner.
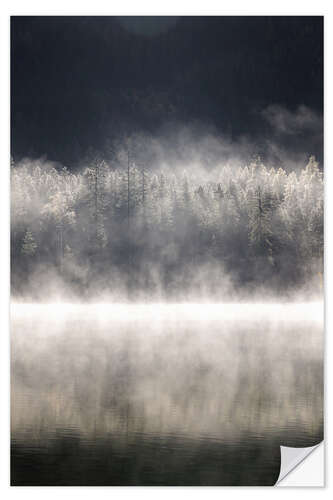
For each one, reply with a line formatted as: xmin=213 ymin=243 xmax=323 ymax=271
xmin=276 ymin=443 xmax=323 ymax=485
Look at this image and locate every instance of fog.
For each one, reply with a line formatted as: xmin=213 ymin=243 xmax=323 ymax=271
xmin=11 ymin=302 xmax=323 ymax=485
xmin=11 ymin=127 xmax=323 ymax=303
xmin=12 ymin=303 xmax=323 ymax=440
xmin=10 ymin=16 xmax=323 ymax=486
xmin=11 ymin=129 xmax=324 ymax=484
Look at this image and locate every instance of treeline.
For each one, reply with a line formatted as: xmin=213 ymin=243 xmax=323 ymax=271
xmin=11 ymin=156 xmax=323 ymax=299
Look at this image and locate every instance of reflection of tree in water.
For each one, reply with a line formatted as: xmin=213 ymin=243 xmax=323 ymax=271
xmin=11 ymin=314 xmax=323 ymax=485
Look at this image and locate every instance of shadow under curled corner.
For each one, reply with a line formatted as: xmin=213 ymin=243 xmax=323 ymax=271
xmin=275 ymin=442 xmax=324 ymax=486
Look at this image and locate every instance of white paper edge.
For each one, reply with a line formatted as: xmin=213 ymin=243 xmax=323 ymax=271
xmin=276 ymin=441 xmax=324 ymax=486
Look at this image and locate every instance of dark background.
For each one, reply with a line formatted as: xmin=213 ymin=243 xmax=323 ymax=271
xmin=11 ymin=16 xmax=323 ymax=168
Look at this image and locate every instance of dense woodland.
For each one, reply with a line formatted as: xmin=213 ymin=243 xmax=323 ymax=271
xmin=11 ymin=156 xmax=323 ymax=300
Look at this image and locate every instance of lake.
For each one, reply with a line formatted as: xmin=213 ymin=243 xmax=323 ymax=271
xmin=11 ymin=303 xmax=323 ymax=486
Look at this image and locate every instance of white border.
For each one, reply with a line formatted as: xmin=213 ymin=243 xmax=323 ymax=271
xmin=278 ymin=443 xmax=324 ymax=486
xmin=0 ymin=0 xmax=329 ymax=15
xmin=1 ymin=1 xmax=331 ymax=497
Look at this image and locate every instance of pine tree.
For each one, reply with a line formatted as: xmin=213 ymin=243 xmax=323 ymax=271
xmin=248 ymin=186 xmax=274 ymax=262
xmin=21 ymin=230 xmax=37 ymax=256
xmin=83 ymin=156 xmax=108 ymax=251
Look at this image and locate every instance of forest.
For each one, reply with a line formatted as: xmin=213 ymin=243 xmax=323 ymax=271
xmin=11 ymin=155 xmax=323 ymax=301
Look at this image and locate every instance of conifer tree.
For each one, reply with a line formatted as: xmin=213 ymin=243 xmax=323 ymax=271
xmin=21 ymin=229 xmax=37 ymax=256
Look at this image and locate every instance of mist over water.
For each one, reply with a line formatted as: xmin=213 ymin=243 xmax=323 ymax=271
xmin=10 ymin=142 xmax=324 ymax=484
xmin=10 ymin=15 xmax=324 ymax=486
xmin=11 ymin=302 xmax=323 ymax=485
xmin=11 ymin=142 xmax=323 ymax=303
xmin=10 ymin=137 xmax=324 ymax=484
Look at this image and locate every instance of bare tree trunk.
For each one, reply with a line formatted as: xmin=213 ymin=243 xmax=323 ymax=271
xmin=142 ymin=165 xmax=145 ymax=224
xmin=127 ymin=151 xmax=130 ymax=231
xmin=257 ymin=186 xmax=262 ymax=240
xmin=58 ymin=222 xmax=64 ymax=274
xmin=127 ymin=150 xmax=131 ymax=297
xmin=95 ymin=162 xmax=99 ymax=245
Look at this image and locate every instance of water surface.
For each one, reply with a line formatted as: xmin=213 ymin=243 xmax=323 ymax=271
xmin=11 ymin=303 xmax=323 ymax=485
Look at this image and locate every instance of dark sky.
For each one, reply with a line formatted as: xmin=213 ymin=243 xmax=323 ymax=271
xmin=11 ymin=16 xmax=323 ymax=167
